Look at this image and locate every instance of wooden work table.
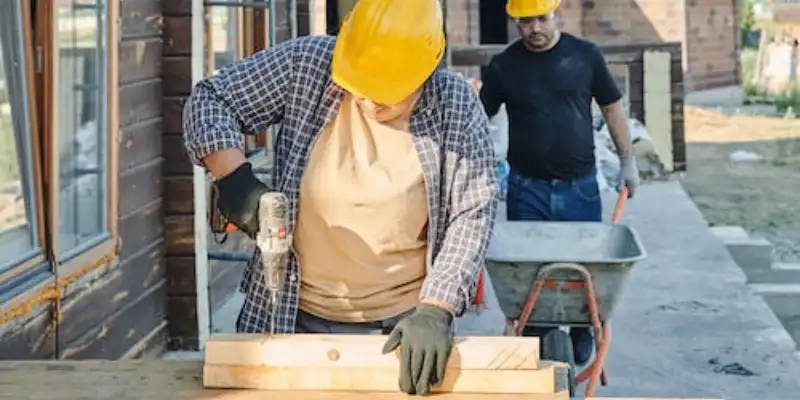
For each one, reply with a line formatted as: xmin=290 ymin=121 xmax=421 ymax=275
xmin=0 ymin=360 xmax=569 ymax=400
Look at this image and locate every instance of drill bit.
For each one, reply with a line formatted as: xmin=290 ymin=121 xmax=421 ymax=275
xmin=256 ymin=192 xmax=290 ymax=335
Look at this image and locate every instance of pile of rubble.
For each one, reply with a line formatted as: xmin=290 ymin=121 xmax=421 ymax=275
xmin=488 ymin=106 xmax=668 ymax=194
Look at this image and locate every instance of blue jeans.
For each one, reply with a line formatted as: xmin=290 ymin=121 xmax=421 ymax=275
xmin=505 ymin=169 xmax=601 ymax=365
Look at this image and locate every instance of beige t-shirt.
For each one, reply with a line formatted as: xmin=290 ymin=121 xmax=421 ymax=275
xmin=294 ymin=92 xmax=429 ymax=323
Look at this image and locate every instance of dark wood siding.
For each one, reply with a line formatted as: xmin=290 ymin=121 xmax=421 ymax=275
xmin=161 ymin=0 xmax=197 ymax=350
xmin=0 ymin=0 xmax=167 ymax=359
xmin=57 ymin=0 xmax=167 ymax=359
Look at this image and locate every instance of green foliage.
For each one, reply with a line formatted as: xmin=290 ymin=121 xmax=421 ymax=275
xmin=741 ymin=0 xmax=757 ymax=48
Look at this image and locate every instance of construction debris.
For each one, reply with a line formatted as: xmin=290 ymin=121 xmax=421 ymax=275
xmin=594 ymin=117 xmax=667 ymax=191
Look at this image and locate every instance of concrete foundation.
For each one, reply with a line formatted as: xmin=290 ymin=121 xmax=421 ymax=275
xmin=711 ymin=225 xmax=775 ymax=279
xmin=749 ymin=283 xmax=800 ymax=351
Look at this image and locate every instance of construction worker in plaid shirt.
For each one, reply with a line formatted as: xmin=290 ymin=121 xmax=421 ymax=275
xmin=182 ymin=0 xmax=499 ymax=395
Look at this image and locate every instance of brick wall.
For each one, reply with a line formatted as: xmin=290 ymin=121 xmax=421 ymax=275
xmin=683 ymin=0 xmax=739 ymax=90
xmin=582 ymin=0 xmax=736 ymax=91
xmin=446 ymin=0 xmax=481 ymax=78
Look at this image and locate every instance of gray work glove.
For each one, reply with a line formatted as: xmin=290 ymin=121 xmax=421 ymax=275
xmin=618 ymin=156 xmax=639 ymax=198
xmin=382 ymin=304 xmax=454 ymax=395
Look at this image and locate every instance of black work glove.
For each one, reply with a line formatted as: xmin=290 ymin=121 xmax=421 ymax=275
xmin=382 ymin=304 xmax=454 ymax=396
xmin=214 ymin=162 xmax=270 ymax=238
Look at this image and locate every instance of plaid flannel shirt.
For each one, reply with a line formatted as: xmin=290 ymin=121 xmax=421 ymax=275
xmin=183 ymin=35 xmax=499 ymax=333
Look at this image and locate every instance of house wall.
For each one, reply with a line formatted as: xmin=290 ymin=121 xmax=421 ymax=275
xmin=0 ymin=0 xmax=167 ymax=359
xmin=580 ymin=0 xmax=738 ymax=91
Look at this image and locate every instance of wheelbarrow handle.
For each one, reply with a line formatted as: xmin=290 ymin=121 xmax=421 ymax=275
xmin=610 ymin=186 xmax=629 ymax=225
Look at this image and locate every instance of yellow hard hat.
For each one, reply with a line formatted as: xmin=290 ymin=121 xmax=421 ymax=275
xmin=332 ymin=0 xmax=445 ymax=105
xmin=506 ymin=0 xmax=561 ymax=18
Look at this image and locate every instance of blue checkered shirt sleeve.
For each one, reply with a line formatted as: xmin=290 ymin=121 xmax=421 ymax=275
xmin=182 ymin=40 xmax=296 ymax=165
xmin=421 ymin=85 xmax=500 ymax=315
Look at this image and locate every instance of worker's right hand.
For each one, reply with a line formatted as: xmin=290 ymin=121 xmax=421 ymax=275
xmin=214 ymin=162 xmax=270 ymax=238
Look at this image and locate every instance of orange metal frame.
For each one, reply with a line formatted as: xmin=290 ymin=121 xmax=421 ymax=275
xmin=506 ymin=187 xmax=629 ymax=397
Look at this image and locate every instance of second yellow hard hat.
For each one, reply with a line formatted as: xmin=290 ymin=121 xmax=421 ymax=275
xmin=332 ymin=0 xmax=445 ymax=105
xmin=506 ymin=0 xmax=562 ymax=19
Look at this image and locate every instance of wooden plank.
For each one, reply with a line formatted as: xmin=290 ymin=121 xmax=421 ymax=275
xmin=120 ymin=0 xmax=163 ymax=39
xmin=162 ymin=55 xmax=192 ymax=96
xmin=163 ymin=0 xmax=192 ymax=17
xmin=163 ymin=175 xmax=193 ymax=214
xmin=119 ymin=78 xmax=162 ymax=127
xmin=206 ymin=334 xmax=540 ymax=370
xmin=119 ymin=39 xmax=162 ymax=84
xmin=60 ymin=280 xmax=167 ymax=359
xmin=0 ymin=360 xmax=570 ymax=399
xmin=57 ymin=239 xmax=165 ymax=349
xmin=165 ymin=215 xmax=194 ymax=256
xmin=163 ymin=16 xmax=192 ymax=56
xmin=163 ymin=134 xmax=193 ymax=174
xmin=119 ymin=118 xmax=162 ymax=172
xmin=163 ymin=97 xmax=186 ymax=134
xmin=204 ymin=362 xmax=562 ymax=394
xmin=167 ymin=295 xmax=198 ymax=338
xmin=118 ymin=198 xmax=164 ymax=261
xmin=121 ymin=320 xmax=168 ymax=359
xmin=448 ymin=43 xmax=641 ymax=67
xmin=166 ymin=256 xmax=196 ymax=296
xmin=119 ymin=158 xmax=163 ymax=216
xmin=0 ymin=306 xmax=55 ymax=359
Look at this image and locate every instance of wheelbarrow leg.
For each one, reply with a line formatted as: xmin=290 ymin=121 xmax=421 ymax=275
xmin=510 ymin=262 xmax=613 ymax=398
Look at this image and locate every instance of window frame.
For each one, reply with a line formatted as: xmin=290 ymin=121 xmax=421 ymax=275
xmin=0 ymin=0 xmax=119 ymax=300
xmin=0 ymin=0 xmax=49 ymax=286
xmin=40 ymin=0 xmax=119 ymax=278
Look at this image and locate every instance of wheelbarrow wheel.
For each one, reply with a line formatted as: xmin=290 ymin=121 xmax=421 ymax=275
xmin=541 ymin=329 xmax=576 ymax=397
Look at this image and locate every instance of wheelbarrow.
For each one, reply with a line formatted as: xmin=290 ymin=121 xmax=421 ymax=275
xmin=485 ymin=189 xmax=646 ymax=397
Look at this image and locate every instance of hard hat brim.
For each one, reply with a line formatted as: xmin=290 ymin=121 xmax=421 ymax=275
xmin=332 ymin=35 xmax=445 ymax=105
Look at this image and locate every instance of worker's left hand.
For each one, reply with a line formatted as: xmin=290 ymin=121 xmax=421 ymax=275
xmin=382 ymin=304 xmax=454 ymax=395
xmin=618 ymin=155 xmax=639 ymax=198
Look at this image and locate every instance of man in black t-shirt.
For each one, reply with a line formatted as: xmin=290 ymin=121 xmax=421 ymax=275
xmin=480 ymin=0 xmax=639 ymax=367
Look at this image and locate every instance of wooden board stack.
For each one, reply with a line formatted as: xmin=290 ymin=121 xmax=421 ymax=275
xmin=203 ymin=333 xmax=570 ymax=398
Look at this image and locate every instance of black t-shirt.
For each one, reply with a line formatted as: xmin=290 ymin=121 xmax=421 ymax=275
xmin=479 ymin=34 xmax=622 ymax=180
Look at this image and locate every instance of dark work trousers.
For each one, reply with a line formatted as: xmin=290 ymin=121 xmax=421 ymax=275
xmin=505 ymin=168 xmax=602 ymax=365
xmin=294 ymin=308 xmax=414 ymax=334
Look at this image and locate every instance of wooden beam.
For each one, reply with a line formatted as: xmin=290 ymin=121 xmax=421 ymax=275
xmin=203 ymin=334 xmax=566 ymax=394
xmin=449 ymin=44 xmax=508 ymax=67
xmin=205 ymin=333 xmax=541 ymax=369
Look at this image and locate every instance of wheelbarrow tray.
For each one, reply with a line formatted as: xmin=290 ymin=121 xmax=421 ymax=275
xmin=485 ymin=221 xmax=646 ymax=327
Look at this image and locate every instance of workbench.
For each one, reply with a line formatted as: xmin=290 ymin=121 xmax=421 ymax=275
xmin=0 ymin=360 xmax=569 ymax=400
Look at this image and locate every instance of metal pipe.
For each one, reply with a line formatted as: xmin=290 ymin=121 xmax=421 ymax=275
xmin=191 ymin=0 xmax=212 ymax=351
xmin=208 ymin=251 xmax=253 ymax=262
xmin=289 ymin=0 xmax=297 ymax=38
xmin=204 ymin=1 xmax=270 ymax=8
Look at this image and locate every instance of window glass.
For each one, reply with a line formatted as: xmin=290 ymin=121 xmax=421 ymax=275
xmin=210 ymin=6 xmax=240 ymax=71
xmin=0 ymin=1 xmax=40 ymax=270
xmin=56 ymin=0 xmax=108 ymax=256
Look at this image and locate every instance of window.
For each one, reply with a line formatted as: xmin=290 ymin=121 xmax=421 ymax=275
xmin=55 ymin=0 xmax=110 ymax=257
xmin=0 ymin=0 xmax=45 ymax=279
xmin=0 ymin=0 xmax=117 ymax=297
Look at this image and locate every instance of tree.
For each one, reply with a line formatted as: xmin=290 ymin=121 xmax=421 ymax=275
xmin=741 ymin=0 xmax=757 ymax=48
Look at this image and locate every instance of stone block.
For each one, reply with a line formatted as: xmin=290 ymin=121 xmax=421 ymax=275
xmin=723 ymin=236 xmax=774 ymax=276
xmin=749 ymin=283 xmax=800 ymax=350
xmin=749 ymin=262 xmax=800 ymax=285
xmin=709 ymin=225 xmax=749 ymax=241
